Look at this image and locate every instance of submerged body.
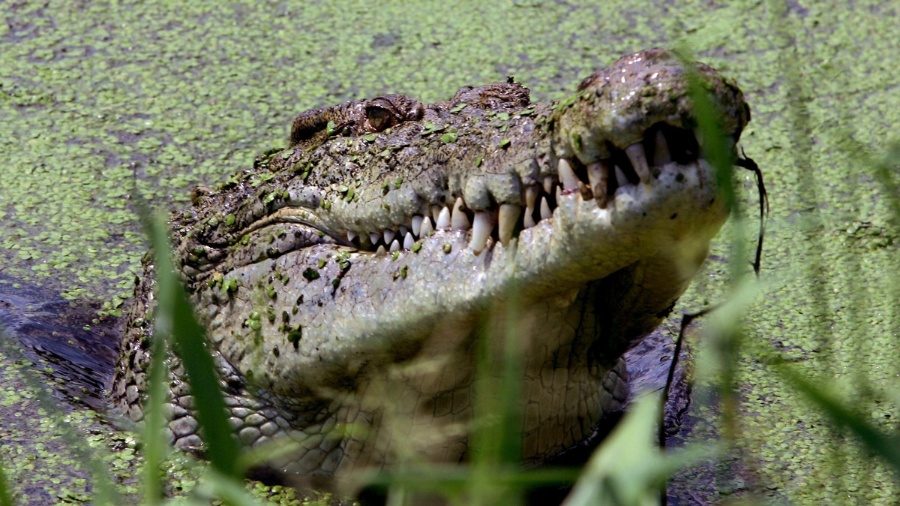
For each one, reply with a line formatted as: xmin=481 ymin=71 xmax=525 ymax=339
xmin=112 ymin=49 xmax=750 ymax=479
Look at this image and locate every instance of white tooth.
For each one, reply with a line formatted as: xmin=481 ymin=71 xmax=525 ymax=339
xmin=403 ymin=232 xmax=415 ymax=250
xmin=540 ymin=196 xmax=552 ymax=220
xmin=615 ymin=165 xmax=630 ymax=188
xmin=523 ymin=211 xmax=536 ymax=228
xmin=347 ymin=231 xmax=357 ymax=242
xmin=543 ymin=176 xmax=555 ymax=194
xmin=451 ymin=197 xmax=470 ymax=230
xmin=469 ymin=211 xmax=492 ymax=253
xmin=370 ymin=232 xmax=381 ymax=245
xmin=389 ymin=239 xmax=400 ymax=252
xmin=587 ymin=161 xmax=609 ymax=194
xmin=654 ymin=131 xmax=671 ymax=166
xmin=555 ymin=185 xmax=562 ymax=203
xmin=558 ymin=158 xmax=580 ymax=191
xmin=399 ymin=225 xmax=408 ymax=237
xmin=411 ymin=215 xmax=424 ymax=236
xmin=375 ymin=245 xmax=386 ymax=256
xmin=419 ymin=216 xmax=434 ymax=236
xmin=625 ymin=142 xmax=651 ymax=183
xmin=525 ymin=185 xmax=539 ymax=209
xmin=383 ymin=229 xmax=396 ymax=244
xmin=498 ymin=203 xmax=520 ymax=245
xmin=436 ymin=206 xmax=451 ymax=229
xmin=431 ymin=204 xmax=443 ymax=223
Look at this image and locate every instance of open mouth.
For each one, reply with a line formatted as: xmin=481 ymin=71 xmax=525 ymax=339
xmin=338 ymin=122 xmax=724 ymax=255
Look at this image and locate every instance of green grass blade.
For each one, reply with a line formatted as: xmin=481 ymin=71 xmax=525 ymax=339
xmin=0 ymin=456 xmax=13 ymax=506
xmin=134 ymin=198 xmax=242 ymax=480
xmin=563 ymin=395 xmax=718 ymax=506
xmin=141 ymin=283 xmax=171 ymax=505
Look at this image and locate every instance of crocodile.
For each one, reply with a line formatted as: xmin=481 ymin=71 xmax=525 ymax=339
xmin=111 ymin=48 xmax=750 ymax=481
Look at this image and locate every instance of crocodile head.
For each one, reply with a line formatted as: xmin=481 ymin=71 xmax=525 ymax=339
xmin=113 ymin=48 xmax=750 ymax=479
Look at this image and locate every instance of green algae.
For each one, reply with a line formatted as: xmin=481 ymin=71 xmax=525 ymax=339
xmin=1 ymin=0 xmax=899 ymax=504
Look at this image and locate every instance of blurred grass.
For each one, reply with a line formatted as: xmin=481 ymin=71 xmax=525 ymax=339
xmin=2 ymin=107 xmax=897 ymax=506
xmin=2 ymin=9 xmax=899 ymax=501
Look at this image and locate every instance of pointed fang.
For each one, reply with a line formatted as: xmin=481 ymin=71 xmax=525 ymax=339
xmin=451 ymin=197 xmax=470 ymax=230
xmin=558 ymin=158 xmax=580 ymax=192
xmin=436 ymin=206 xmax=451 ymax=229
xmin=540 ymin=196 xmax=552 ymax=220
xmin=525 ymin=185 xmax=539 ymax=209
xmin=498 ymin=203 xmax=520 ymax=245
xmin=411 ymin=215 xmax=424 ymax=236
xmin=420 ymin=216 xmax=435 ymax=236
xmin=625 ymin=142 xmax=651 ymax=183
xmin=469 ymin=211 xmax=492 ymax=253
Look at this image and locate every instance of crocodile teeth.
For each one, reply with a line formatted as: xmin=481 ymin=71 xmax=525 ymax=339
xmin=403 ymin=232 xmax=415 ymax=250
xmin=389 ymin=239 xmax=400 ymax=252
xmin=399 ymin=225 xmax=408 ymax=237
xmin=654 ymin=130 xmax=671 ymax=166
xmin=419 ymin=215 xmax=434 ymax=236
xmin=540 ymin=196 xmax=552 ymax=220
xmin=347 ymin=230 xmax=357 ymax=242
xmin=543 ymin=176 xmax=555 ymax=195
xmin=498 ymin=203 xmax=520 ymax=245
xmin=525 ymin=185 xmax=539 ymax=209
xmin=523 ymin=210 xmax=536 ymax=228
xmin=431 ymin=204 xmax=443 ymax=223
xmin=587 ymin=161 xmax=610 ymax=208
xmin=577 ymin=180 xmax=592 ymax=200
xmin=370 ymin=232 xmax=381 ymax=245
xmin=375 ymin=244 xmax=387 ymax=256
xmin=625 ymin=143 xmax=651 ymax=183
xmin=451 ymin=197 xmax=470 ymax=230
xmin=436 ymin=206 xmax=451 ymax=229
xmin=469 ymin=211 xmax=492 ymax=253
xmin=614 ymin=165 xmax=630 ymax=188
xmin=383 ymin=229 xmax=397 ymax=245
xmin=411 ymin=215 xmax=424 ymax=236
xmin=558 ymin=158 xmax=580 ymax=192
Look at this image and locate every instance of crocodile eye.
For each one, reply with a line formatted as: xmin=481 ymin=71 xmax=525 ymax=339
xmin=365 ymin=106 xmax=394 ymax=132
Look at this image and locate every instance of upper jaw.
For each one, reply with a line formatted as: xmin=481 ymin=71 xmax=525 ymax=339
xmin=555 ymin=47 xmax=749 ymax=165
xmin=308 ymin=49 xmax=748 ymax=257
xmin=180 ymin=49 xmax=748 ymax=277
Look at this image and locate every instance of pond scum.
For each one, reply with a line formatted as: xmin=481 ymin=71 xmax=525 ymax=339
xmin=1 ymin=39 xmax=898 ymax=506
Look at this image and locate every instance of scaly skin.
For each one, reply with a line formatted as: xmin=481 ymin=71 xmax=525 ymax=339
xmin=112 ymin=48 xmax=750 ymax=480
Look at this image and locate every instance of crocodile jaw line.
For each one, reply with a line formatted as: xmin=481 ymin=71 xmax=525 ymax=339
xmin=210 ymin=153 xmax=726 ymax=394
